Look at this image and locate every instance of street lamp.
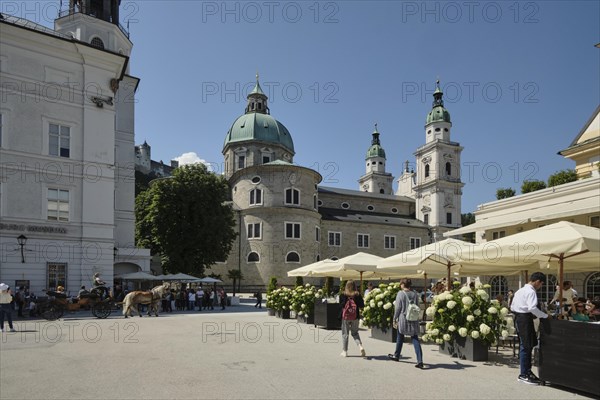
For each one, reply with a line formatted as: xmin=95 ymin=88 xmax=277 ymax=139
xmin=17 ymin=234 xmax=27 ymax=263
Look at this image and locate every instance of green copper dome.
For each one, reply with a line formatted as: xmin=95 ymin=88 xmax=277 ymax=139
xmin=426 ymin=80 xmax=451 ymax=125
xmin=365 ymin=125 xmax=386 ymax=159
xmin=223 ymin=112 xmax=295 ymax=153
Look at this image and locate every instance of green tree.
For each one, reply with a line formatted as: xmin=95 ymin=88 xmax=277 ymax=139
xmin=295 ymin=277 xmax=304 ymax=287
xmin=135 ymin=164 xmax=237 ymax=276
xmin=323 ymin=277 xmax=334 ymax=297
xmin=521 ymin=180 xmax=546 ymax=194
xmin=496 ymin=188 xmax=516 ymax=200
xmin=548 ymin=169 xmax=577 ymax=187
xmin=267 ymin=277 xmax=278 ymax=295
xmin=460 ymin=213 xmax=477 ymax=243
xmin=227 ymin=269 xmax=243 ymax=296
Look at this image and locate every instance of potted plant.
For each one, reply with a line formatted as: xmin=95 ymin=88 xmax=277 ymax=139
xmin=313 ymin=288 xmax=341 ymax=330
xmin=422 ymin=282 xmax=509 ymax=361
xmin=362 ymin=282 xmax=401 ymax=342
xmin=292 ymin=284 xmax=317 ymax=324
xmin=266 ymin=277 xmax=278 ymax=316
xmin=268 ymin=287 xmax=292 ymax=319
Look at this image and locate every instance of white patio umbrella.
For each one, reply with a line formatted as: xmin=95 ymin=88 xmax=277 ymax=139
xmin=287 ymin=259 xmax=339 ymax=277
xmin=116 ymin=271 xmax=162 ymax=281
xmin=196 ymin=277 xmax=223 ymax=284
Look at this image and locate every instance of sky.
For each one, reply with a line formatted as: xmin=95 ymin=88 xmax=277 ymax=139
xmin=15 ymin=0 xmax=600 ymax=213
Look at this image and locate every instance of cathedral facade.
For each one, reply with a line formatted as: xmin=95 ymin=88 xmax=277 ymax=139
xmin=210 ymin=78 xmax=463 ymax=288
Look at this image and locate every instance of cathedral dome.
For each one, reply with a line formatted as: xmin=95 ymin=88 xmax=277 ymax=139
xmin=366 ymin=143 xmax=386 ymax=159
xmin=224 ymin=112 xmax=295 ymax=153
xmin=426 ymin=105 xmax=451 ymax=125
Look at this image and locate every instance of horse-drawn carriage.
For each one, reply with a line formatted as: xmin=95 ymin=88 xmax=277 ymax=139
xmin=35 ymin=288 xmax=117 ymax=320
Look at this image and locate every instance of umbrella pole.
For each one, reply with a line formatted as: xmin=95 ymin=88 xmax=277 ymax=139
xmin=524 ymin=270 xmax=528 ymax=283
xmin=447 ymin=263 xmax=451 ymax=291
xmin=423 ymin=273 xmax=428 ymax=307
xmin=359 ymin=271 xmax=363 ymax=295
xmin=558 ymin=253 xmax=564 ymax=317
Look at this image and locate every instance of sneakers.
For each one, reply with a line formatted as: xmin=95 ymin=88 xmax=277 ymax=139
xmin=340 ymin=351 xmax=347 ymax=357
xmin=415 ymin=363 xmax=425 ymax=369
xmin=387 ymin=353 xmax=400 ymax=362
xmin=9 ymin=328 xmax=16 ymax=332
xmin=360 ymin=347 xmax=366 ymax=357
xmin=518 ymin=373 xmax=542 ymax=385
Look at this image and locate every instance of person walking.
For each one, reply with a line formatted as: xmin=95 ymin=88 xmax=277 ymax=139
xmin=254 ymin=290 xmax=263 ymax=308
xmin=0 ymin=283 xmax=17 ymax=332
xmin=511 ymin=272 xmax=548 ymax=385
xmin=389 ymin=278 xmax=424 ymax=369
xmin=196 ymin=286 xmax=204 ymax=312
xmin=218 ymin=287 xmax=227 ymax=310
xmin=339 ymin=280 xmax=366 ymax=357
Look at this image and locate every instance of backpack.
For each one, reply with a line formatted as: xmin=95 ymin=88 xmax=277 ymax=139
xmin=342 ymin=296 xmax=357 ymax=320
xmin=404 ymin=292 xmax=421 ymax=322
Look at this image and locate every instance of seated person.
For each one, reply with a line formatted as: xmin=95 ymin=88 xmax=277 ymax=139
xmin=91 ymin=273 xmax=110 ymax=299
xmin=78 ymin=285 xmax=90 ymax=297
xmin=551 ymin=281 xmax=576 ymax=316
xmin=572 ymin=301 xmax=590 ymax=322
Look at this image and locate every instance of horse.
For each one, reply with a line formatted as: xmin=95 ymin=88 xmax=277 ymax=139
xmin=122 ymin=283 xmax=170 ymax=318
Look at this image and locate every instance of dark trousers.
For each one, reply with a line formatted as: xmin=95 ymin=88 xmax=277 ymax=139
xmin=255 ymin=298 xmax=262 ymax=308
xmin=1 ymin=304 xmax=14 ymax=329
xmin=514 ymin=313 xmax=537 ymax=376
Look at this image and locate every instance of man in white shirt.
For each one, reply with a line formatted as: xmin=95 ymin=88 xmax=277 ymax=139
xmin=196 ymin=287 xmax=204 ymax=312
xmin=510 ymin=272 xmax=548 ymax=385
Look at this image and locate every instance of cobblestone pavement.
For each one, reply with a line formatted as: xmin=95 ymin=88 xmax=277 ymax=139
xmin=0 ymin=303 xmax=593 ymax=400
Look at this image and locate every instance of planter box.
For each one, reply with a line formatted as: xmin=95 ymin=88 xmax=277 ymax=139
xmin=314 ymin=300 xmax=341 ymax=330
xmin=371 ymin=326 xmax=398 ymax=343
xmin=275 ymin=309 xmax=291 ymax=319
xmin=297 ymin=314 xmax=314 ymax=324
xmin=267 ymin=308 xmax=276 ymax=316
xmin=439 ymin=337 xmax=489 ymax=361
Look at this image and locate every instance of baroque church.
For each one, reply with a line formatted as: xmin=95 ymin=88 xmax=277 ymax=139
xmin=210 ymin=77 xmax=464 ymax=287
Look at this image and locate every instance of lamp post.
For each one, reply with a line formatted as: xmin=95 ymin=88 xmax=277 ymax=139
xmin=17 ymin=234 xmax=27 ymax=263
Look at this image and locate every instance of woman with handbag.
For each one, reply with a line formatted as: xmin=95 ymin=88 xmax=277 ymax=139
xmin=388 ymin=278 xmax=424 ymax=369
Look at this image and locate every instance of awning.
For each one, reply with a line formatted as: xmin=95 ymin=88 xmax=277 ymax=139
xmin=444 ymin=216 xmax=529 ymax=236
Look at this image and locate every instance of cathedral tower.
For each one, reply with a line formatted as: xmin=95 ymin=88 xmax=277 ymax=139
xmin=358 ymin=125 xmax=394 ymax=194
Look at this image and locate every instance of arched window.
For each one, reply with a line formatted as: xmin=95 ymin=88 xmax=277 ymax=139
xmin=445 ymin=162 xmax=451 ymax=176
xmin=90 ymin=37 xmax=105 ymax=49
xmin=247 ymin=252 xmax=260 ymax=263
xmin=316 ymin=254 xmax=321 ymax=261
xmin=286 ymin=252 xmax=300 ymax=263
xmin=585 ymin=271 xmax=600 ymax=299
xmin=379 ymin=189 xmax=384 ymax=194
xmin=538 ymin=274 xmax=557 ymax=304
xmin=425 ymin=164 xmax=430 ymax=178
xmin=249 ymin=188 xmax=262 ymax=205
xmin=489 ymin=276 xmax=508 ymax=299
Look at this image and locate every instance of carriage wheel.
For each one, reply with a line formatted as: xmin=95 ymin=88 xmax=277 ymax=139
xmin=40 ymin=302 xmax=65 ymax=321
xmin=92 ymin=302 xmax=112 ymax=319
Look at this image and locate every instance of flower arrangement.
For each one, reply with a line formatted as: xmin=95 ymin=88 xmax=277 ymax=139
xmin=266 ymin=287 xmax=292 ymax=311
xmin=362 ymin=282 xmax=401 ymax=330
xmin=422 ymin=282 xmax=509 ymax=346
xmin=291 ymin=284 xmax=317 ymax=317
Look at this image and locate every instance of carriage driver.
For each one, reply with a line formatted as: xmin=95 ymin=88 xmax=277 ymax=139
xmin=92 ymin=272 xmax=110 ymax=300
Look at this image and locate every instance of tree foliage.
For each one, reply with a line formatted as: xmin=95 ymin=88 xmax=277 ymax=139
xmin=496 ymin=188 xmax=516 ymax=200
xmin=460 ymin=213 xmax=476 ymax=243
xmin=227 ymin=269 xmax=243 ymax=296
xmin=547 ymin=169 xmax=577 ymax=187
xmin=521 ymin=180 xmax=547 ymax=194
xmin=135 ymin=164 xmax=237 ymax=276
xmin=295 ymin=276 xmax=304 ymax=287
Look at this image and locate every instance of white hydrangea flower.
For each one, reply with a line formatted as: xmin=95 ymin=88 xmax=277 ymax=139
xmin=443 ymin=334 xmax=451 ymax=341
xmin=501 ymin=330 xmax=509 ymax=339
xmin=426 ymin=322 xmax=433 ymax=330
xmin=383 ymin=302 xmax=393 ymax=310
xmin=479 ymin=324 xmax=491 ymax=335
xmin=476 ymin=290 xmax=489 ymax=301
xmin=376 ymin=294 xmax=384 ymax=300
xmin=446 ymin=300 xmax=457 ymax=310
xmin=448 ymin=325 xmax=456 ymax=332
xmin=363 ymin=306 xmax=370 ymax=312
xmin=370 ymin=300 xmax=376 ymax=308
xmin=445 ymin=293 xmax=454 ymax=300
xmin=475 ymin=282 xmax=483 ymax=289
xmin=436 ymin=338 xmax=444 ymax=344
xmin=458 ymin=327 xmax=468 ymax=337
xmin=473 ymin=309 xmax=482 ymax=316
xmin=500 ymin=307 xmax=509 ymax=316
xmin=471 ymin=330 xmax=480 ymax=339
xmin=422 ymin=334 xmax=430 ymax=342
xmin=431 ymin=329 xmax=440 ymax=336
xmin=298 ymin=311 xmax=304 ymax=316
xmin=425 ymin=306 xmax=436 ymax=317
xmin=488 ymin=307 xmax=498 ymax=314
xmin=301 ymin=304 xmax=306 ymax=309
xmin=483 ymin=284 xmax=491 ymax=289
xmin=491 ymin=299 xmax=499 ymax=305
xmin=462 ymin=296 xmax=473 ymax=306
xmin=467 ymin=315 xmax=475 ymax=322
xmin=459 ymin=286 xmax=471 ymax=295
xmin=377 ymin=301 xmax=384 ymax=308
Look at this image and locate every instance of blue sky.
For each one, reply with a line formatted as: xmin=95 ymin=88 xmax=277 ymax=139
xmin=20 ymin=1 xmax=600 ymax=212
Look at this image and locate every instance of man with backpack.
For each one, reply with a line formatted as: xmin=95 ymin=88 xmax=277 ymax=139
xmin=339 ymin=280 xmax=366 ymax=358
xmin=389 ymin=278 xmax=424 ymax=369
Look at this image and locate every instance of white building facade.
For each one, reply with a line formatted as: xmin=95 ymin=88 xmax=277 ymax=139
xmin=0 ymin=1 xmax=149 ymax=296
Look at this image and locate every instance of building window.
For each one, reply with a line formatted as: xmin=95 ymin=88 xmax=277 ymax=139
xmin=316 ymin=254 xmax=321 ymax=262
xmin=379 ymin=189 xmax=385 ymax=194
xmin=424 ymin=164 xmax=430 ymax=178
xmin=251 ymin=176 xmax=261 ymax=184
xmin=49 ymin=123 xmax=70 ymax=158
xmin=446 ymin=162 xmax=451 ymax=176
xmin=285 ymin=188 xmax=300 ymax=205
xmin=237 ymin=155 xmax=245 ymax=169
xmin=591 ymin=215 xmax=600 ymax=228
xmin=249 ymin=188 xmax=262 ymax=205
xmin=247 ymin=222 xmax=261 ymax=239
xmin=410 ymin=237 xmax=421 ymax=250
xmin=47 ymin=189 xmax=69 ymax=221
xmin=384 ymin=235 xmax=396 ymax=250
xmin=367 ymin=205 xmax=374 ymax=211
xmin=357 ymin=233 xmax=370 ymax=248
xmin=446 ymin=212 xmax=452 ymax=224
xmin=341 ymin=202 xmax=350 ymax=209
xmin=286 ymin=252 xmax=300 ymax=263
xmin=328 ymin=231 xmax=341 ymax=247
xmin=313 ymin=195 xmax=318 ymax=210
xmin=489 ymin=276 xmax=508 ymax=300
xmin=391 ymin=207 xmax=398 ymax=214
xmin=538 ymin=274 xmax=557 ymax=304
xmin=318 ymin=200 xmax=323 ymax=207
xmin=47 ymin=263 xmax=67 ymax=291
xmin=285 ymin=222 xmax=301 ymax=239
xmin=492 ymin=231 xmax=506 ymax=240
xmin=423 ymin=214 xmax=429 ymax=225
xmin=262 ymin=155 xmax=270 ymax=164
xmin=585 ymin=272 xmax=600 ymax=299
xmin=247 ymin=252 xmax=260 ymax=263
xmin=90 ymin=37 xmax=105 ymax=49
xmin=315 ymin=226 xmax=320 ymax=242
